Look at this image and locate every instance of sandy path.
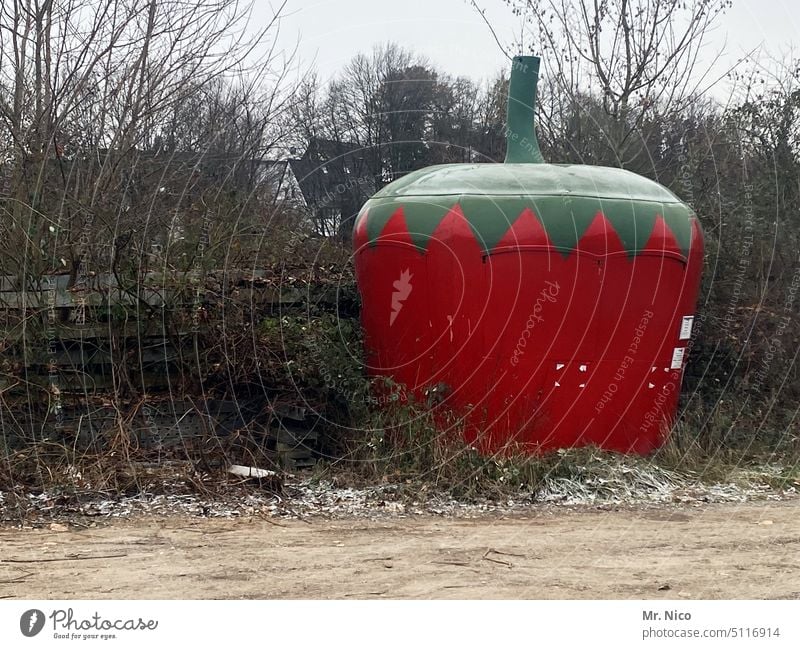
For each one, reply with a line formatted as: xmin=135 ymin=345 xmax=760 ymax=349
xmin=1 ymin=501 xmax=798 ymax=599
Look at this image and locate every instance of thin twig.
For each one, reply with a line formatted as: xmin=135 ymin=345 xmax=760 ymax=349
xmin=486 ymin=548 xmax=526 ymax=558
xmin=0 ymin=570 xmax=34 ymax=584
xmin=254 ymin=510 xmax=288 ymax=527
xmin=469 ymin=0 xmax=513 ymax=60
xmin=284 ymin=507 xmax=312 ymax=524
xmin=482 ymin=549 xmax=512 ymax=567
xmin=179 ymin=527 xmax=232 ymax=534
xmin=344 ymin=591 xmax=386 ymax=597
xmin=2 ymin=553 xmax=128 ymax=563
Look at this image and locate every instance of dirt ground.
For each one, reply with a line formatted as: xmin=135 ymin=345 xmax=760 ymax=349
xmin=2 ymin=500 xmax=798 ymax=599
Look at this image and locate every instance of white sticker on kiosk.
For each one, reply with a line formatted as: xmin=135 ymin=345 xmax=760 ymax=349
xmin=679 ymin=315 xmax=694 ymax=340
xmin=671 ymin=347 xmax=686 ymax=370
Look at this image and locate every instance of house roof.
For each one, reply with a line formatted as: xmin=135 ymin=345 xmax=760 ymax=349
xmin=288 ymin=139 xmax=376 ymax=205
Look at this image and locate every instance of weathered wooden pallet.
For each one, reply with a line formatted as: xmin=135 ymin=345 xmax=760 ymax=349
xmin=0 ymin=270 xmax=352 ymax=470
xmin=0 ymin=271 xmax=340 ymax=310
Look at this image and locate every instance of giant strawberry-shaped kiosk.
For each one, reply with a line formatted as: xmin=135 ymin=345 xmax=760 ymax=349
xmin=353 ymin=55 xmax=703 ymax=454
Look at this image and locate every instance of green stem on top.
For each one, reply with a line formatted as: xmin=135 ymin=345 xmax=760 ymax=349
xmin=504 ymin=55 xmax=545 ymax=164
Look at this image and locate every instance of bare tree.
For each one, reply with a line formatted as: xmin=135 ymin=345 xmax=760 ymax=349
xmin=495 ymin=0 xmax=731 ymax=166
xmin=0 ymin=0 xmax=294 ymax=282
xmin=294 ymin=42 xmax=510 ymax=187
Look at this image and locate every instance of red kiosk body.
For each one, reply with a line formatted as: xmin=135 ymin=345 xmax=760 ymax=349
xmin=353 ymin=56 xmax=704 ymax=454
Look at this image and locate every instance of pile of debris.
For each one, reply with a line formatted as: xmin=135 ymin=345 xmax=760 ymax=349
xmin=1 ymin=461 xmax=795 ymax=525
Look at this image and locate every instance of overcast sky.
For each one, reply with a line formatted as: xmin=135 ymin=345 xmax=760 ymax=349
xmin=266 ymin=0 xmax=798 ymax=88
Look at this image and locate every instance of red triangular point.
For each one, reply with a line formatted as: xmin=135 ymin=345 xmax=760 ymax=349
xmin=575 ymin=212 xmax=626 ymax=256
xmin=427 ymin=204 xmax=475 ymax=248
xmin=492 ymin=208 xmax=554 ymax=251
xmin=642 ymin=214 xmax=683 ymax=257
xmin=376 ymin=207 xmax=415 ymax=247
